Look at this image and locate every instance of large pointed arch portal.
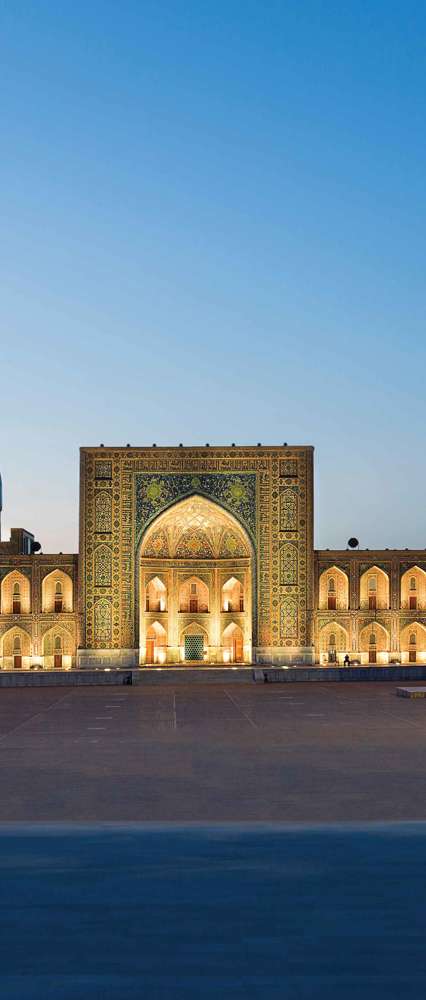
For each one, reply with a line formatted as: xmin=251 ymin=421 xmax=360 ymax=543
xmin=138 ymin=495 xmax=253 ymax=665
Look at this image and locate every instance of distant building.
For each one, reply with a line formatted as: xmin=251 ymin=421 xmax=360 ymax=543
xmin=0 ymin=445 xmax=425 ymax=668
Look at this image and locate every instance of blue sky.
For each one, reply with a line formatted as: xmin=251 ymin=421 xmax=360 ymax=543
xmin=1 ymin=1 xmax=425 ymax=552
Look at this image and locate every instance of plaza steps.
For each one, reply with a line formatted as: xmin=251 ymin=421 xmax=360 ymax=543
xmin=2 ymin=664 xmax=426 ymax=687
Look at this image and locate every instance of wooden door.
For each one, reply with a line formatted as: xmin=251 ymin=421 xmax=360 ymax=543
xmin=328 ymin=595 xmax=336 ymax=610
xmin=13 ymin=655 xmax=22 ymax=669
xmin=189 ymin=598 xmax=198 ymax=613
xmin=409 ymin=650 xmax=417 ymax=663
xmin=54 ymin=654 xmax=63 ymax=668
xmin=232 ymin=633 xmax=243 ymax=663
xmin=146 ymin=638 xmax=155 ymax=663
xmin=369 ymin=649 xmax=377 ymax=664
xmin=12 ymin=600 xmax=21 ymax=614
xmin=368 ymin=596 xmax=376 ymax=610
xmin=409 ymin=596 xmax=417 ymax=610
xmin=54 ymin=598 xmax=63 ymax=613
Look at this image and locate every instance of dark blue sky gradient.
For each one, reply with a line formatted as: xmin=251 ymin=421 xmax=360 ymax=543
xmin=1 ymin=2 xmax=425 ymax=551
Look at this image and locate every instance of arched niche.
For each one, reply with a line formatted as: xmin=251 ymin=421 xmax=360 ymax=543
xmin=1 ymin=571 xmax=31 ymax=615
xmin=400 ymin=567 xmax=426 ymax=611
xmin=222 ymin=577 xmax=244 ymax=613
xmin=42 ymin=624 xmax=74 ymax=669
xmin=319 ymin=621 xmax=348 ymax=665
xmin=358 ymin=621 xmax=389 ymax=664
xmin=145 ymin=576 xmax=167 ymax=613
xmin=42 ymin=569 xmax=73 ymax=613
xmin=1 ymin=625 xmax=32 ymax=669
xmin=146 ymin=621 xmax=167 ymax=664
xmin=319 ymin=567 xmax=349 ymax=611
xmin=138 ymin=494 xmax=253 ymax=666
xmin=178 ymin=576 xmax=209 ymax=614
xmin=359 ymin=567 xmax=390 ymax=611
xmin=400 ymin=621 xmax=426 ymax=664
xmin=222 ymin=622 xmax=244 ymax=663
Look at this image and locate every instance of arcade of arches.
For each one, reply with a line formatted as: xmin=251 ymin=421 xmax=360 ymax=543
xmin=2 ymin=444 xmax=426 ymax=669
xmin=139 ymin=496 xmax=252 ymax=664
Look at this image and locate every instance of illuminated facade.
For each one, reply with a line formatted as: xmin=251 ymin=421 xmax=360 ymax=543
xmin=0 ymin=449 xmax=425 ymax=667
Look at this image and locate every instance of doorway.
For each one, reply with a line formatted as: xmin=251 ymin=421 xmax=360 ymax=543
xmin=184 ymin=635 xmax=204 ymax=661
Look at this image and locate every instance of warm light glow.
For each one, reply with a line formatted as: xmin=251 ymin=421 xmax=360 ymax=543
xmin=157 ymin=648 xmax=166 ymax=664
xmin=223 ymin=648 xmax=230 ymax=663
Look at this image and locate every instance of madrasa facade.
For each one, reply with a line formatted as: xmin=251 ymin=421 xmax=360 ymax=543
xmin=0 ymin=444 xmax=425 ymax=670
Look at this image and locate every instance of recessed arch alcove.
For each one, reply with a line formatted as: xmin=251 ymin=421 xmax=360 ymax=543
xmin=138 ymin=494 xmax=253 ymax=665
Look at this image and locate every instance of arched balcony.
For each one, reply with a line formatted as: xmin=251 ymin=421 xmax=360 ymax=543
xmin=319 ymin=567 xmax=349 ymax=611
xmin=359 ymin=567 xmax=390 ymax=611
xmin=222 ymin=577 xmax=244 ymax=613
xmin=1 ymin=571 xmax=31 ymax=615
xmin=400 ymin=567 xmax=426 ymax=611
xmin=178 ymin=577 xmax=209 ymax=614
xmin=145 ymin=576 xmax=167 ymax=613
xmin=42 ymin=570 xmax=73 ymax=613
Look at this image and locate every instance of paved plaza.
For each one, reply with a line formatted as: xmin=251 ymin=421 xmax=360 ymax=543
xmin=1 ymin=823 xmax=426 ymax=999
xmin=1 ymin=681 xmax=426 ymax=821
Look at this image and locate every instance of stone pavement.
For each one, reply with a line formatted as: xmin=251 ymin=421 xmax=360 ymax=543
xmin=1 ymin=681 xmax=426 ymax=821
xmin=0 ymin=823 xmax=426 ymax=999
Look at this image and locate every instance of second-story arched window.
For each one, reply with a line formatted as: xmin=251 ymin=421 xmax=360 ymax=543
xmin=327 ymin=577 xmax=336 ymax=610
xmin=54 ymin=581 xmax=63 ymax=613
xmin=12 ymin=582 xmax=21 ymax=614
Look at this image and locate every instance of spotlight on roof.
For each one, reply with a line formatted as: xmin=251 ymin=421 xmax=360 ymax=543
xmin=348 ymin=537 xmax=359 ymax=549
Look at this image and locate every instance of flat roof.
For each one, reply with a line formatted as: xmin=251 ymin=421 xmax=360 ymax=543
xmin=80 ymin=444 xmax=314 ymax=452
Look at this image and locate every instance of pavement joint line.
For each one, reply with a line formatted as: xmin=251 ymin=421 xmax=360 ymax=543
xmin=224 ymin=689 xmax=258 ymax=729
xmin=0 ymin=691 xmax=73 ymax=744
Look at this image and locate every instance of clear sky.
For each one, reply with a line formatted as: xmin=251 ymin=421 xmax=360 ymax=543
xmin=1 ymin=1 xmax=425 ymax=553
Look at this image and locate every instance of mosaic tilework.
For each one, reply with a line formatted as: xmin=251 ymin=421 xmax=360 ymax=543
xmin=80 ymin=447 xmax=314 ymax=653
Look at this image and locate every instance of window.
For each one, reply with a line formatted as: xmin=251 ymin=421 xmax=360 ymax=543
xmin=410 ymin=577 xmax=417 ymax=591
xmin=190 ymin=583 xmax=197 ymax=595
xmin=54 ymin=580 xmax=63 ymax=613
xmin=13 ymin=633 xmax=22 ymax=668
xmin=329 ymin=633 xmax=336 ymax=647
xmin=368 ymin=578 xmax=377 ymax=610
xmin=328 ymin=577 xmax=336 ymax=610
xmin=12 ymin=582 xmax=21 ymax=615
xmin=54 ymin=633 xmax=63 ymax=668
xmin=410 ymin=633 xmax=417 ymax=646
xmin=369 ymin=632 xmax=377 ymax=664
